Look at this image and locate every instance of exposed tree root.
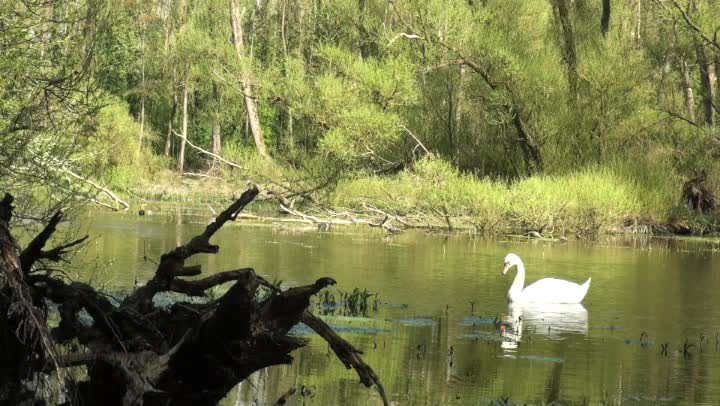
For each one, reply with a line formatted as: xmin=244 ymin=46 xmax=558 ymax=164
xmin=0 ymin=186 xmax=388 ymax=405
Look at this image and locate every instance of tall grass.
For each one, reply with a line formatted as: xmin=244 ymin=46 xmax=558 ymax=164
xmin=332 ymin=157 xmax=690 ymax=235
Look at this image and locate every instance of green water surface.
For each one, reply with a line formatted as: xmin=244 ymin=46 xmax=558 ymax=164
xmin=73 ymin=208 xmax=720 ymax=405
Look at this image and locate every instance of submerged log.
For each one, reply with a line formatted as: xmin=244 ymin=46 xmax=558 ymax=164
xmin=0 ymin=186 xmax=388 ymax=405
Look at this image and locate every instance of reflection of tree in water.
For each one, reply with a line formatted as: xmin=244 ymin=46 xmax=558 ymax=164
xmin=543 ymin=344 xmax=566 ymax=404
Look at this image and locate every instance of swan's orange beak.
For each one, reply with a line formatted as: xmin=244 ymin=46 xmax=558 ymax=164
xmin=502 ymin=262 xmax=511 ymax=275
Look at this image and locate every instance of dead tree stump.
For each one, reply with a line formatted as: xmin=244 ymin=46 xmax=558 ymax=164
xmin=0 ymin=187 xmax=388 ymax=406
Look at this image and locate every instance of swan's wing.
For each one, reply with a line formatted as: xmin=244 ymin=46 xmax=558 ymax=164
xmin=520 ymin=278 xmax=590 ymax=303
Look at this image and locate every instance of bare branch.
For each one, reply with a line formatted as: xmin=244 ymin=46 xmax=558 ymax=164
xmin=387 ymin=32 xmax=423 ymax=47
xmin=170 ymin=268 xmax=255 ymax=296
xmin=61 ymin=168 xmax=129 ymax=210
xmin=397 ymin=123 xmax=433 ymax=157
xmin=172 ymin=129 xmax=244 ymax=170
xmin=300 ymin=311 xmax=389 ymax=406
xmin=668 ymin=0 xmax=720 ymax=52
xmin=19 ymin=210 xmax=63 ymax=273
xmin=664 ymin=108 xmax=700 ymax=127
xmin=125 ymin=186 xmax=259 ymax=311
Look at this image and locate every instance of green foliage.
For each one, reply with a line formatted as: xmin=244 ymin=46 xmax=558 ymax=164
xmin=333 ymin=156 xmax=697 ymax=235
xmin=4 ymin=0 xmax=720 ymax=232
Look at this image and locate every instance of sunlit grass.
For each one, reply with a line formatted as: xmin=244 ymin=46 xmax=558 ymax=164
xmin=333 ymin=157 xmax=700 ymax=235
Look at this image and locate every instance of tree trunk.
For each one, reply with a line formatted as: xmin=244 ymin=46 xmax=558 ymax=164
xmin=230 ymin=0 xmax=270 ymax=159
xmin=454 ymin=65 xmax=465 ymax=165
xmin=696 ymin=43 xmax=717 ymax=126
xmin=137 ymin=30 xmax=146 ymax=162
xmin=681 ymin=58 xmax=697 ymax=123
xmin=178 ymin=71 xmax=190 ymax=175
xmin=287 ymin=106 xmax=294 ymax=151
xmin=165 ymin=92 xmax=178 ymax=156
xmin=0 ymin=195 xmax=35 ymax=404
xmin=446 ymin=74 xmax=455 ymax=165
xmin=554 ymin=0 xmax=578 ymax=98
xmin=458 ymin=58 xmax=543 ymax=173
xmin=138 ymin=97 xmax=145 ymax=157
xmin=635 ymin=0 xmax=641 ymax=47
xmin=212 ymin=121 xmax=222 ymax=166
xmin=601 ymin=0 xmax=610 ymax=38
xmin=659 ymin=59 xmax=672 ymax=104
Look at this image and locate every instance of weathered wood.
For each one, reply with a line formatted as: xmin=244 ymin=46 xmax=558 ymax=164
xmin=1 ymin=187 xmax=388 ymax=405
xmin=230 ymin=0 xmax=270 ymax=159
xmin=124 ymin=186 xmax=259 ymax=311
xmin=301 ymin=311 xmax=390 ymax=406
xmin=19 ymin=210 xmax=88 ymax=274
xmin=178 ymin=69 xmax=190 ymax=175
xmin=0 ymin=194 xmax=62 ymax=403
xmin=554 ymin=0 xmax=578 ymax=98
xmin=681 ymin=57 xmax=697 ymax=124
xmin=601 ymin=0 xmax=610 ymax=37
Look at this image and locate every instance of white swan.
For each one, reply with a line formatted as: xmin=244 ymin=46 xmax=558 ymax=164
xmin=502 ymin=253 xmax=591 ymax=304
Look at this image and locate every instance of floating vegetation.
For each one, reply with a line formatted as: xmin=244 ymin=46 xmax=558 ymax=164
xmin=458 ymin=332 xmax=509 ymax=343
xmin=381 ymin=302 xmax=409 ymax=309
xmin=498 ymin=354 xmax=565 ymax=364
xmin=682 ymin=337 xmax=695 ymax=358
xmin=461 ymin=316 xmax=500 ymax=327
xmin=289 ymin=319 xmax=391 ymax=337
xmin=624 ymin=332 xmax=653 ymax=347
xmin=660 ymin=342 xmax=669 ymax=356
xmin=397 ymin=317 xmax=435 ymax=327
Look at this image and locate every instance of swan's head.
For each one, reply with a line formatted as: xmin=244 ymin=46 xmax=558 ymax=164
xmin=502 ymin=253 xmax=522 ymax=275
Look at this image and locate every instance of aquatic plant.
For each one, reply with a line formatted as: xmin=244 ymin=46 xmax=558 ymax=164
xmin=682 ymin=337 xmax=695 ymax=358
xmin=314 ymin=287 xmax=381 ymax=317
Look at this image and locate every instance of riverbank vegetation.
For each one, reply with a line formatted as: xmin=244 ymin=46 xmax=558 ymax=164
xmin=2 ymin=0 xmax=720 ymax=235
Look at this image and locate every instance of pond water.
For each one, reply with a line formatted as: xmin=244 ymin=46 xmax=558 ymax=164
xmin=73 ymin=208 xmax=720 ymax=405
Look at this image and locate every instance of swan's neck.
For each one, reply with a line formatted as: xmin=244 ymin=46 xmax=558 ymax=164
xmin=508 ymin=261 xmax=526 ymax=301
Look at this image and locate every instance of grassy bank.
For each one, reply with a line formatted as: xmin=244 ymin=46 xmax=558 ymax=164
xmin=332 ymin=158 xmax=720 ymax=236
xmin=114 ymin=156 xmax=719 ymax=237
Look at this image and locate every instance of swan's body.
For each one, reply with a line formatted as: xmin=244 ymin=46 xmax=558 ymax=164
xmin=502 ymin=253 xmax=590 ymax=304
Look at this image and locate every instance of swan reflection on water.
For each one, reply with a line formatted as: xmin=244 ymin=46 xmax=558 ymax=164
xmin=500 ymin=303 xmax=588 ymax=349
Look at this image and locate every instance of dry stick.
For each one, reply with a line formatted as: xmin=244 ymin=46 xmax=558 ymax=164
xmin=172 ymin=128 xmax=325 ymax=206
xmin=62 ymin=168 xmax=129 ymax=210
xmin=278 ymin=203 xmax=322 ymax=224
xmin=362 ymin=204 xmax=409 ymax=231
xmin=397 ymin=123 xmax=433 ymax=157
xmin=183 ymin=172 xmax=221 ymax=179
xmin=387 ymin=32 xmax=423 ymax=47
xmin=172 ymin=129 xmax=244 ymax=170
